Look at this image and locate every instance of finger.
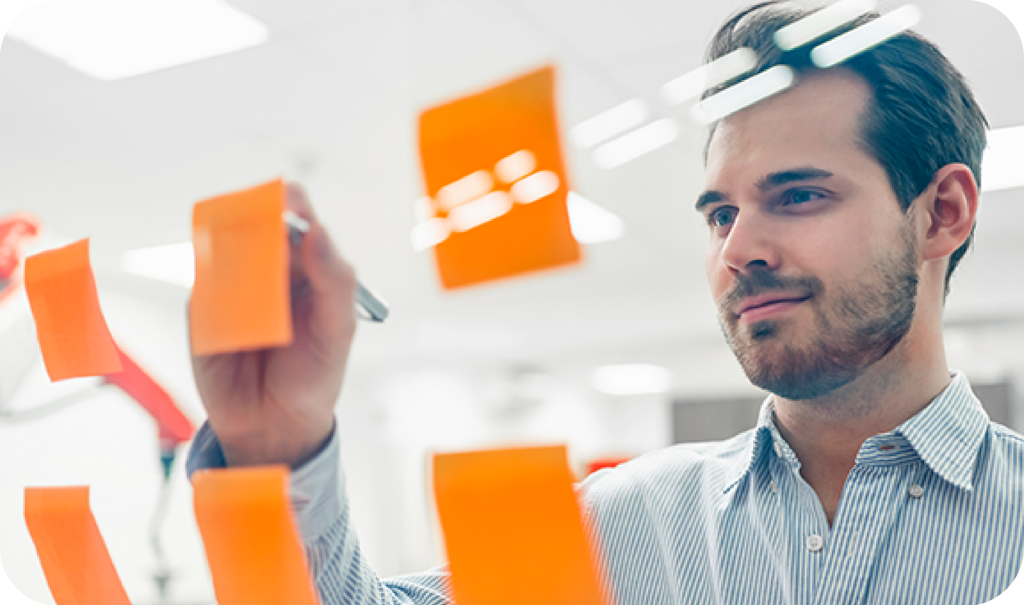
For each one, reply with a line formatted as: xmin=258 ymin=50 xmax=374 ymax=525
xmin=285 ymin=181 xmax=316 ymax=280
xmin=285 ymin=181 xmax=317 ymax=223
xmin=284 ymin=181 xmax=353 ymax=295
xmin=282 ymin=182 xmax=358 ymax=337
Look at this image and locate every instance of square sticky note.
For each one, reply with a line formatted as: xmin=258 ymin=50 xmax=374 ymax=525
xmin=24 ymin=486 xmax=132 ymax=605
xmin=433 ymin=445 xmax=608 ymax=605
xmin=24 ymin=238 xmax=122 ymax=381
xmin=417 ymin=65 xmax=581 ymax=289
xmin=190 ymin=179 xmax=291 ymax=355
xmin=192 ymin=466 xmax=320 ymax=605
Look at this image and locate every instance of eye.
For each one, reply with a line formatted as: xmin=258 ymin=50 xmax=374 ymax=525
xmin=707 ymin=206 xmax=737 ymax=228
xmin=782 ymin=189 xmax=825 ymax=205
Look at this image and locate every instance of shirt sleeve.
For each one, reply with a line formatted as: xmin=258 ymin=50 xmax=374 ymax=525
xmin=185 ymin=419 xmax=453 ymax=605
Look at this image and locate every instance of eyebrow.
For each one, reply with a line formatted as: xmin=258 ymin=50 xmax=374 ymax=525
xmin=756 ymin=167 xmax=834 ymax=191
xmin=694 ymin=190 xmax=728 ymax=212
xmin=694 ymin=167 xmax=835 ymax=212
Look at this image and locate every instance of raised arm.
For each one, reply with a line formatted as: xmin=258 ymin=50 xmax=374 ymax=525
xmin=187 ymin=183 xmax=453 ymax=605
xmin=189 ymin=182 xmax=355 ymax=469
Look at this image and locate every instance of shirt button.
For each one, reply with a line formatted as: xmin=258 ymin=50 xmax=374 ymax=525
xmin=806 ymin=534 xmax=824 ymax=553
xmin=909 ymin=484 xmax=925 ymax=498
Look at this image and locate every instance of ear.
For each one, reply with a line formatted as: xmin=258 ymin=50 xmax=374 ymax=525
xmin=918 ymin=163 xmax=978 ymax=263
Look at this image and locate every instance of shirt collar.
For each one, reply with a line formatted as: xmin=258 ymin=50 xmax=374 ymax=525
xmin=721 ymin=399 xmax=777 ymax=493
xmin=893 ymin=371 xmax=989 ymax=491
xmin=720 ymin=371 xmax=989 ymax=493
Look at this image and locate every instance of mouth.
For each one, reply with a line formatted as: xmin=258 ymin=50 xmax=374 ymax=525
xmin=735 ymin=293 xmax=811 ymax=322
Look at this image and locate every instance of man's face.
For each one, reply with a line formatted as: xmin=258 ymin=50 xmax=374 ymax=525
xmin=699 ymin=70 xmax=921 ymax=401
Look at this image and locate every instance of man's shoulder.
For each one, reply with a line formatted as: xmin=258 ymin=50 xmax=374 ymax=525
xmin=580 ymin=428 xmax=758 ymax=506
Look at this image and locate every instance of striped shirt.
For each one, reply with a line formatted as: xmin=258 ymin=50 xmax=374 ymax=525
xmin=187 ymin=371 xmax=1024 ymax=605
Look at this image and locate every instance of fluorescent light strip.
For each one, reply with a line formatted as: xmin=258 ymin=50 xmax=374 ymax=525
xmin=810 ymin=4 xmax=921 ymax=68
xmin=121 ymin=241 xmax=195 ymax=287
xmin=567 ymin=192 xmax=625 ymax=244
xmin=661 ymin=48 xmax=757 ymax=106
xmin=413 ymin=197 xmax=436 ymax=224
xmin=570 ymin=99 xmax=650 ymax=149
xmin=981 ymin=125 xmax=1024 ymax=192
xmin=510 ymin=171 xmax=560 ymax=204
xmin=411 ymin=218 xmax=451 ymax=251
xmin=592 ymin=118 xmax=679 ymax=169
xmin=447 ymin=191 xmax=513 ymax=232
xmin=495 ymin=150 xmax=536 ymax=183
xmin=591 ymin=363 xmax=672 ymax=396
xmin=774 ymin=0 xmax=877 ymax=51
xmin=691 ymin=65 xmax=795 ymax=124
xmin=7 ymin=0 xmax=269 ymax=81
xmin=436 ymin=170 xmax=493 ymax=212
xmin=410 ymin=190 xmax=625 ymax=250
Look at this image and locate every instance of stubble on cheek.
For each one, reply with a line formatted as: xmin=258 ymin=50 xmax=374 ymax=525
xmin=717 ymin=230 xmax=920 ymax=401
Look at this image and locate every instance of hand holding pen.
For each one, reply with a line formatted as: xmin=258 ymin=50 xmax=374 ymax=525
xmin=190 ymin=182 xmax=358 ymax=469
xmin=282 ymin=210 xmax=388 ymax=323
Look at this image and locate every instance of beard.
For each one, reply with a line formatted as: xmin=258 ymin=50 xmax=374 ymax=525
xmin=717 ymin=227 xmax=919 ymax=401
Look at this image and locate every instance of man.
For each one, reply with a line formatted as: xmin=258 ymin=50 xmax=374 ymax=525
xmin=187 ymin=2 xmax=1023 ymax=604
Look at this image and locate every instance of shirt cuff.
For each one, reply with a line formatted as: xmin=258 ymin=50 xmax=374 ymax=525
xmin=185 ymin=418 xmax=344 ymax=543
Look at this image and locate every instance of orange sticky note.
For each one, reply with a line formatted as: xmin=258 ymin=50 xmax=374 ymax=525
xmin=433 ymin=446 xmax=608 ymax=605
xmin=24 ymin=486 xmax=132 ymax=605
xmin=192 ymin=466 xmax=320 ymax=605
xmin=24 ymin=239 xmax=122 ymax=381
xmin=418 ymin=66 xmax=581 ymax=289
xmin=190 ymin=179 xmax=291 ymax=355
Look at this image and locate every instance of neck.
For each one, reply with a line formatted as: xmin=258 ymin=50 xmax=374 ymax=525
xmin=771 ymin=311 xmax=952 ymax=524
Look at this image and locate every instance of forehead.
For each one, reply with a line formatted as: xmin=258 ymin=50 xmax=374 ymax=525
xmin=705 ymin=70 xmax=875 ymax=183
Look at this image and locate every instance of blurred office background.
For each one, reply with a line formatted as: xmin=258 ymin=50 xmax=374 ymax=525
xmin=0 ymin=0 xmax=1022 ymax=603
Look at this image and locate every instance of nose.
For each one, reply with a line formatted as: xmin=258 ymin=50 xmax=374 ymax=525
xmin=718 ymin=211 xmax=780 ymax=275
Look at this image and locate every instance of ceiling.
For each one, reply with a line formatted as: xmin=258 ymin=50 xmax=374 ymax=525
xmin=1 ymin=0 xmax=1023 ymax=391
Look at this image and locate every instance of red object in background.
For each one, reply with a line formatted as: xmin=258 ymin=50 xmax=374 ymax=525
xmin=0 ymin=213 xmax=194 ymax=455
xmin=1 ymin=212 xmax=193 ymax=449
xmin=585 ymin=457 xmax=632 ymax=477
xmin=0 ymin=213 xmax=41 ymax=303
xmin=103 ymin=346 xmax=195 ymax=449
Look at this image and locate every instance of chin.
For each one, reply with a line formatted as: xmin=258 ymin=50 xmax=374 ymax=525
xmin=729 ymin=325 xmax=861 ymax=401
xmin=749 ymin=365 xmax=860 ymax=401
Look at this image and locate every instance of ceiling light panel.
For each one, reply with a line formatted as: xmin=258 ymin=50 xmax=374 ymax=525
xmin=570 ymin=99 xmax=649 ymax=150
xmin=567 ymin=193 xmax=625 ymax=244
xmin=121 ymin=241 xmax=195 ymax=287
xmin=810 ymin=4 xmax=920 ymax=69
xmin=691 ymin=66 xmax=795 ymax=125
xmin=7 ymin=0 xmax=269 ymax=81
xmin=591 ymin=363 xmax=672 ymax=396
xmin=982 ymin=125 xmax=1024 ymax=192
xmin=773 ymin=0 xmax=877 ymax=51
xmin=661 ymin=48 xmax=757 ymax=106
xmin=592 ymin=118 xmax=678 ymax=169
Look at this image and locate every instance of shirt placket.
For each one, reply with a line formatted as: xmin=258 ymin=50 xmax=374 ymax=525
xmin=771 ymin=441 xmax=831 ymax=605
xmin=811 ymin=445 xmax=915 ymax=605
